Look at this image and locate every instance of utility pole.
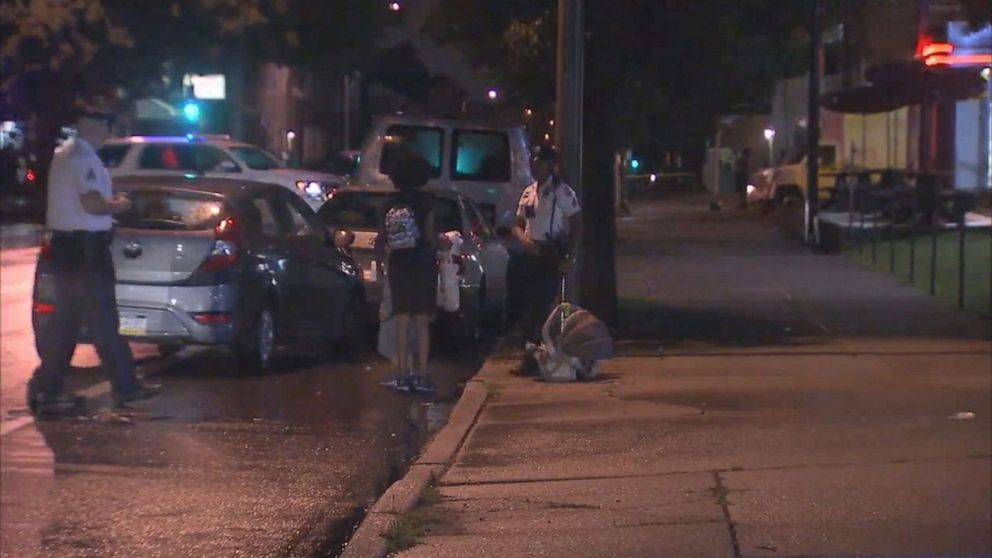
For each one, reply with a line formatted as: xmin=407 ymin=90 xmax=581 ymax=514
xmin=556 ymin=0 xmax=588 ymax=305
xmin=806 ymin=0 xmax=821 ymax=245
xmin=556 ymin=0 xmax=584 ymax=191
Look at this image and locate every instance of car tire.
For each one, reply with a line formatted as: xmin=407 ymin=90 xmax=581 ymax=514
xmin=156 ymin=343 xmax=184 ymax=358
xmin=776 ymin=187 xmax=804 ymax=208
xmin=235 ymin=301 xmax=277 ymax=373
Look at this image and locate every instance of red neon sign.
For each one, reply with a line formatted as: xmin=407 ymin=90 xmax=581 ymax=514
xmin=921 ymin=42 xmax=955 ymax=58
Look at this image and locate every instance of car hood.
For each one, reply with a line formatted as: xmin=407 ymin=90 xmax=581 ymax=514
xmin=263 ymin=168 xmax=344 ymax=183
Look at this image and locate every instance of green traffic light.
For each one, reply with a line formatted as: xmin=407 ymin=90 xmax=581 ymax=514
xmin=630 ymin=158 xmax=640 ymax=170
xmin=182 ymin=101 xmax=201 ymax=123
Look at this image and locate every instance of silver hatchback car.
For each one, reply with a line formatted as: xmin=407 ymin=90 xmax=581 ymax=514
xmin=32 ymin=176 xmax=367 ymax=371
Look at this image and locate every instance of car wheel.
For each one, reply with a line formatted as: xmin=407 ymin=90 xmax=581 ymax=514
xmin=776 ymin=187 xmax=804 ymax=208
xmin=335 ymin=295 xmax=366 ymax=361
xmin=156 ymin=343 xmax=184 ymax=358
xmin=236 ymin=302 xmax=276 ymax=373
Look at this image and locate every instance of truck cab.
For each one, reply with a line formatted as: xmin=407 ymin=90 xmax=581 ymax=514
xmin=752 ymin=143 xmax=841 ymax=206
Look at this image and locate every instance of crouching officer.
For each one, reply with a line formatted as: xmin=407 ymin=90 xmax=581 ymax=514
xmin=28 ymin=93 xmax=161 ymax=414
xmin=511 ymin=145 xmax=582 ymax=373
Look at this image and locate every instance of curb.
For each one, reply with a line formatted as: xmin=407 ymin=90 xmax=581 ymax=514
xmin=340 ymin=362 xmax=494 ymax=558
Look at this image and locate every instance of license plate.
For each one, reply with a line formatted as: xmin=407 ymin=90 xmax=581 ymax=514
xmin=119 ymin=314 xmax=147 ymax=336
xmin=353 ymin=231 xmax=378 ymax=250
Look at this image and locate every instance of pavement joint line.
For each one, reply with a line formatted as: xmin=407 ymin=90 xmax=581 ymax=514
xmin=0 ymin=352 xmax=178 ymax=439
xmin=712 ymin=470 xmax=742 ymax=558
xmin=439 ymin=454 xmax=992 ymax=488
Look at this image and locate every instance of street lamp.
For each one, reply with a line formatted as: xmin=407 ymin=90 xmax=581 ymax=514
xmin=763 ymin=127 xmax=776 ymax=166
xmin=487 ymin=88 xmax=498 ymax=101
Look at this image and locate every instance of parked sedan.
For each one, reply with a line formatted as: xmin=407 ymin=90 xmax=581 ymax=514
xmin=32 ymin=176 xmax=366 ymax=371
xmin=97 ymin=135 xmax=345 ymax=209
xmin=316 ymin=187 xmax=509 ymax=340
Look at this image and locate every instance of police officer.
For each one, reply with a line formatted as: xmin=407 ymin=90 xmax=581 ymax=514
xmin=28 ymin=93 xmax=160 ymax=414
xmin=511 ymin=145 xmax=582 ymax=373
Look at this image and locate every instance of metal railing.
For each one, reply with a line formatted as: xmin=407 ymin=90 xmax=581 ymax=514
xmin=831 ymin=170 xmax=991 ymax=316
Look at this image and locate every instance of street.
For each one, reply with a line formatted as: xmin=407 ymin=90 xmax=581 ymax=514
xmin=1 ymin=246 xmax=487 ymax=557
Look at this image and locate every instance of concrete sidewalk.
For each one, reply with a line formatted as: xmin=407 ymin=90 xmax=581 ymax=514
xmin=349 ymin=194 xmax=991 ymax=557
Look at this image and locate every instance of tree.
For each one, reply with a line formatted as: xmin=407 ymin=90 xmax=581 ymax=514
xmin=425 ymin=1 xmax=809 ymax=322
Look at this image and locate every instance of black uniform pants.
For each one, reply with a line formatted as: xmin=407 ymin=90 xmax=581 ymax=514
xmin=31 ymin=231 xmax=138 ymax=398
xmin=515 ymin=245 xmax=562 ymax=345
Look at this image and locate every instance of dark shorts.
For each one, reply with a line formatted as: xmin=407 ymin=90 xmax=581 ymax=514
xmin=388 ymin=248 xmax=438 ymax=316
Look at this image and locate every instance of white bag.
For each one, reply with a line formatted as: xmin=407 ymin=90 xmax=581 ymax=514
xmin=436 ymin=231 xmax=462 ymax=312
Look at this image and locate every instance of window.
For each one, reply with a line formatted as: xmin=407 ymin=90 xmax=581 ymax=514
xmin=434 ymin=198 xmax=462 ymax=235
xmin=318 ymin=192 xmax=390 ymax=230
xmin=451 ymin=130 xmax=510 ymax=182
xmin=137 ymin=144 xmax=241 ymax=173
xmin=272 ymin=194 xmax=315 ymax=237
xmin=244 ymin=197 xmax=280 ymax=238
xmin=379 ymin=125 xmax=443 ymax=179
xmin=114 ymin=190 xmax=226 ymax=231
xmin=230 ymin=146 xmax=282 ymax=171
xmin=196 ymin=146 xmax=241 ymax=173
xmin=97 ymin=144 xmax=130 ymax=168
xmin=138 ymin=144 xmax=196 ymax=171
xmin=464 ymin=199 xmax=493 ymax=238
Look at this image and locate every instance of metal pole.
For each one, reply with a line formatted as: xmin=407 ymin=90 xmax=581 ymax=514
xmin=806 ymin=0 xmax=821 ymax=245
xmin=889 ymin=217 xmax=896 ymax=273
xmin=872 ymin=194 xmax=878 ymax=265
xmin=909 ymin=186 xmax=917 ymax=283
xmin=929 ymin=219 xmax=938 ymax=296
xmin=958 ymin=213 xmax=966 ymax=309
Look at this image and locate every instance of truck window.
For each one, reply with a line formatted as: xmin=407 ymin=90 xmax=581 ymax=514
xmin=451 ymin=130 xmax=510 ymax=182
xmin=380 ymin=125 xmax=443 ymax=179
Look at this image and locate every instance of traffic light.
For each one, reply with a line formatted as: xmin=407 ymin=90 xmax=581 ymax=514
xmin=181 ymin=100 xmax=201 ymax=123
xmin=630 ymin=158 xmax=640 ymax=171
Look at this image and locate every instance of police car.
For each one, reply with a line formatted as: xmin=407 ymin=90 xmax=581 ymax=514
xmin=97 ymin=135 xmax=344 ymax=209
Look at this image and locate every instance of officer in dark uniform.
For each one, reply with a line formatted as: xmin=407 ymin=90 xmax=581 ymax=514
xmin=29 ymin=93 xmax=161 ymax=414
xmin=511 ymin=146 xmax=582 ymax=372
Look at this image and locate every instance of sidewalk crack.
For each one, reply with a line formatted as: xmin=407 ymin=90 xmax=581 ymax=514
xmin=711 ymin=471 xmax=742 ymax=558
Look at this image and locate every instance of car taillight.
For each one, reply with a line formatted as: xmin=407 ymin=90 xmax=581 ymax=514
xmin=197 ymin=217 xmax=240 ymax=272
xmin=39 ymin=233 xmax=53 ymax=261
xmin=191 ymin=312 xmax=232 ymax=325
xmin=33 ymin=302 xmax=56 ymax=315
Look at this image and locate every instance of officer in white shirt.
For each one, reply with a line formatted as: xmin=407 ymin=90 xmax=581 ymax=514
xmin=28 ymin=94 xmax=161 ymax=414
xmin=511 ymin=145 xmax=582 ymax=370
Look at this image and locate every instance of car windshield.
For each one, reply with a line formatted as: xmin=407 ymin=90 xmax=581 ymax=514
xmin=114 ymin=189 xmax=227 ymax=231
xmin=230 ymin=146 xmax=281 ymax=171
xmin=318 ymin=192 xmax=461 ymax=233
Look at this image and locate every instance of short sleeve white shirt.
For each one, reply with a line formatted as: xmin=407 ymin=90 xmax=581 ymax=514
xmin=46 ymin=138 xmax=113 ymax=232
xmin=516 ymin=177 xmax=580 ymax=242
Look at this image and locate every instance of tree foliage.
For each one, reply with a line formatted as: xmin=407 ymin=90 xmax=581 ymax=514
xmin=1 ymin=0 xmax=386 ymax=101
xmin=425 ymin=0 xmax=808 ymax=147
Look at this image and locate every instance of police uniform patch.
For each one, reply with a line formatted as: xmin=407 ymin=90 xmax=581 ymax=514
xmin=86 ymin=168 xmax=97 ymax=182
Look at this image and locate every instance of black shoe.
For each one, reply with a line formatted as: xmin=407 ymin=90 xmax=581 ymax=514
xmin=31 ymin=392 xmax=77 ymax=416
xmin=113 ymin=382 xmax=161 ymax=407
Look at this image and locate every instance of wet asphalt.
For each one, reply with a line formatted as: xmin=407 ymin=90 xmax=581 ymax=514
xmin=1 ymin=247 xmax=491 ymax=557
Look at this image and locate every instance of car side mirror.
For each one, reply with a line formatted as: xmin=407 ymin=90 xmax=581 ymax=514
xmin=332 ymin=228 xmax=355 ymax=249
